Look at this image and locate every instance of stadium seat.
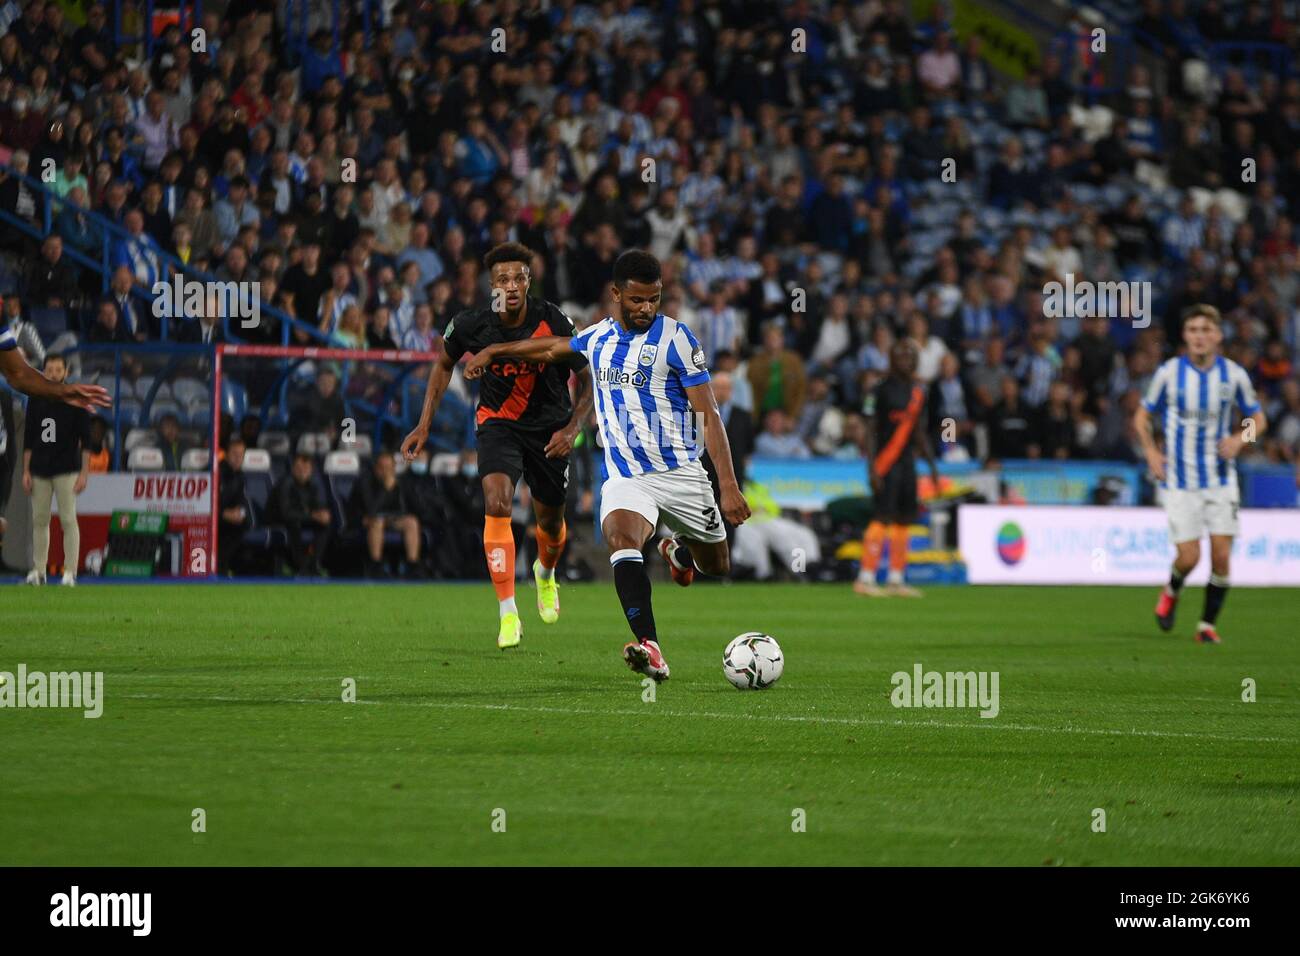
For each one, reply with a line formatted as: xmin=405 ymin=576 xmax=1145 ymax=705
xmin=29 ymin=306 xmax=68 ymax=344
xmin=149 ymin=401 xmax=183 ymax=425
xmin=221 ymin=380 xmax=248 ymax=422
xmin=257 ymin=431 xmax=291 ymax=456
xmin=127 ymin=446 xmax=165 ymax=471
xmin=323 ymin=450 xmax=361 ymax=475
xmin=186 ymin=401 xmax=212 ymax=428
xmin=297 ymin=432 xmax=332 ymax=456
xmin=339 ymin=433 xmax=373 ymax=457
xmin=124 ymin=427 xmax=157 ymax=452
xmin=242 ymin=448 xmax=272 ymax=472
xmin=430 ymin=453 xmax=460 ymax=476
xmin=132 ymin=375 xmax=156 ymax=400
xmin=180 ymin=448 xmax=210 ymax=471
xmin=116 ymin=401 xmax=142 ymax=428
xmin=171 ymin=378 xmax=207 ymax=407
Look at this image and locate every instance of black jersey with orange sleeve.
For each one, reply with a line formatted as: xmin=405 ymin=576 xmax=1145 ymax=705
xmin=443 ymin=299 xmax=588 ymax=434
xmin=864 ymin=377 xmax=927 ymax=478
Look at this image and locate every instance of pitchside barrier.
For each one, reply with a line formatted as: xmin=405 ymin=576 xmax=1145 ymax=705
xmin=959 ymin=504 xmax=1300 ymax=586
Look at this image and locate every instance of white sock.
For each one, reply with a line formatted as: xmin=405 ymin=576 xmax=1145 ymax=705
xmin=887 ymin=569 xmax=904 ymax=586
xmin=857 ymin=569 xmax=875 ymax=584
xmin=535 ymin=562 xmax=555 ymax=581
xmin=499 ymin=597 xmax=517 ymax=616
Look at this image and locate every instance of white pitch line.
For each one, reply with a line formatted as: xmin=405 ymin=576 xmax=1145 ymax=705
xmin=117 ymin=694 xmax=1296 ymax=745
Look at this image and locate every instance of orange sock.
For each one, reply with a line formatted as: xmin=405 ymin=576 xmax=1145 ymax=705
xmin=483 ymin=515 xmax=516 ymax=606
xmin=888 ymin=524 xmax=910 ymax=577
xmin=860 ymin=521 xmax=886 ymax=577
xmin=536 ymin=521 xmax=567 ymax=571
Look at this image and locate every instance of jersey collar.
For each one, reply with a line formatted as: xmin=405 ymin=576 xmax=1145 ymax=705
xmin=616 ymin=312 xmax=662 ymax=339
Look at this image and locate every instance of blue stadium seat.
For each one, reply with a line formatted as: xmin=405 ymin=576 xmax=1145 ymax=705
xmin=171 ymin=377 xmax=207 ymax=407
xmin=29 ymin=306 xmax=68 ymax=344
xmin=149 ymin=401 xmax=183 ymax=425
xmin=221 ymin=379 xmax=248 ymax=422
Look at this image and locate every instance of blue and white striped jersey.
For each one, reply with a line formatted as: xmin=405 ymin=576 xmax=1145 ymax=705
xmin=1142 ymin=355 xmax=1260 ymax=490
xmin=569 ymin=314 xmax=711 ymax=479
xmin=0 ymin=320 xmax=16 ymax=351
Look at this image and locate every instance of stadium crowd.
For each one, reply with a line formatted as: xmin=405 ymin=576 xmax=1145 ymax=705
xmin=3 ymin=0 xmax=1300 ymax=575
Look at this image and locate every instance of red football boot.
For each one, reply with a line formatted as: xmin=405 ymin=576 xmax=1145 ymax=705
xmin=623 ymin=639 xmax=671 ymax=681
xmin=1154 ymin=590 xmax=1177 ymax=632
xmin=658 ymin=536 xmax=695 ymax=587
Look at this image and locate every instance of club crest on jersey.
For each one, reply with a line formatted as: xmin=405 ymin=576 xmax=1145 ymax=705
xmin=638 ymin=344 xmax=658 ymax=366
xmin=1219 ymin=382 xmax=1234 ymax=400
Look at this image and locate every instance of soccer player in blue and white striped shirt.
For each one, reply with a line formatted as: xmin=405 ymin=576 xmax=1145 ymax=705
xmin=464 ymin=251 xmax=751 ymax=682
xmin=1135 ymin=304 xmax=1266 ymax=644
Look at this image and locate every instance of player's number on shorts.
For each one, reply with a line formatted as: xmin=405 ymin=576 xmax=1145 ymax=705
xmin=703 ymin=506 xmax=720 ymax=531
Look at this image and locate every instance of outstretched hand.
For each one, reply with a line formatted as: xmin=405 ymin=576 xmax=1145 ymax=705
xmin=65 ymin=383 xmax=112 ymax=411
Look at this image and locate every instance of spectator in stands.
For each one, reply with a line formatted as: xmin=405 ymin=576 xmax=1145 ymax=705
xmin=906 ymin=313 xmax=950 ymax=384
xmin=86 ymin=416 xmax=111 ymax=473
xmin=748 ymin=321 xmax=807 ymax=420
xmin=213 ymin=175 xmax=259 ymax=250
xmin=1029 ymin=381 xmax=1078 ymax=460
xmin=0 ymin=149 xmax=40 ymax=252
xmin=917 ymin=31 xmax=962 ymax=101
xmin=0 ymin=298 xmax=42 ymax=372
xmin=705 ymin=370 xmax=754 ymax=488
xmin=754 ymin=409 xmax=811 ymax=460
xmin=108 ymin=266 xmax=150 ymax=342
xmin=929 ymin=353 xmax=974 ymax=458
xmin=25 ymin=235 xmax=75 ymax=310
xmin=349 ymin=451 xmax=423 ymax=578
xmin=988 ymin=376 xmax=1033 ymax=462
xmin=135 ymin=90 xmax=179 ymax=175
xmin=217 ymin=435 xmax=250 ymax=575
xmin=21 ymin=353 xmax=90 ymax=586
xmin=112 ymin=209 xmax=163 ymax=291
xmin=1004 ymin=69 xmax=1050 ymax=131
xmin=269 ymin=451 xmax=333 ymax=577
xmin=87 ymin=298 xmax=131 ymax=345
xmin=281 ymin=242 xmax=331 ymax=335
xmin=156 ymin=414 xmax=187 ymax=470
xmin=291 ymin=367 xmax=346 ymax=449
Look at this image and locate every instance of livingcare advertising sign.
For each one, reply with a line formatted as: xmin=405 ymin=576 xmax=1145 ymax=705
xmin=959 ymin=505 xmax=1300 ymax=586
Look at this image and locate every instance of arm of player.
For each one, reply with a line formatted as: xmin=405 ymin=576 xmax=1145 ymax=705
xmin=463 ymin=336 xmax=577 ymax=377
xmin=914 ymin=420 xmax=940 ymax=495
xmin=1218 ymin=411 xmax=1266 ymax=459
xmin=400 ymin=352 xmax=456 ymax=461
xmin=545 ymin=363 xmax=594 ymax=459
xmin=687 ymin=382 xmax=751 ymax=526
xmin=1132 ymin=404 xmax=1166 ymax=482
xmin=862 ymin=409 xmax=881 ymax=494
xmin=0 ymin=349 xmax=111 ymax=410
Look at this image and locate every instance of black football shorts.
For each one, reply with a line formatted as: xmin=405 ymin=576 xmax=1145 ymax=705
xmin=476 ymin=424 xmax=570 ymax=507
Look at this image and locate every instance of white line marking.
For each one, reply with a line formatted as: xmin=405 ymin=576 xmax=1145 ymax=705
xmin=117 ymin=694 xmax=1295 ymax=744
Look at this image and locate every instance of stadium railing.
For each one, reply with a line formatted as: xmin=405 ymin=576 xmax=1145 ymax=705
xmin=0 ymin=160 xmax=328 ymax=347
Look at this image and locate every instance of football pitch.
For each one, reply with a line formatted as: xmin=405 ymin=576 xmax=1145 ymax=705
xmin=2 ymin=582 xmax=1297 ymax=866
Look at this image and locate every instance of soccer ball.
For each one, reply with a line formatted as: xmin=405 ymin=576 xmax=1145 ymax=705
xmin=723 ymin=633 xmax=784 ymax=690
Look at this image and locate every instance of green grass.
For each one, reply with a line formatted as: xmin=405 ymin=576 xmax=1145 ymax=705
xmin=1 ymin=582 xmax=1298 ymax=866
